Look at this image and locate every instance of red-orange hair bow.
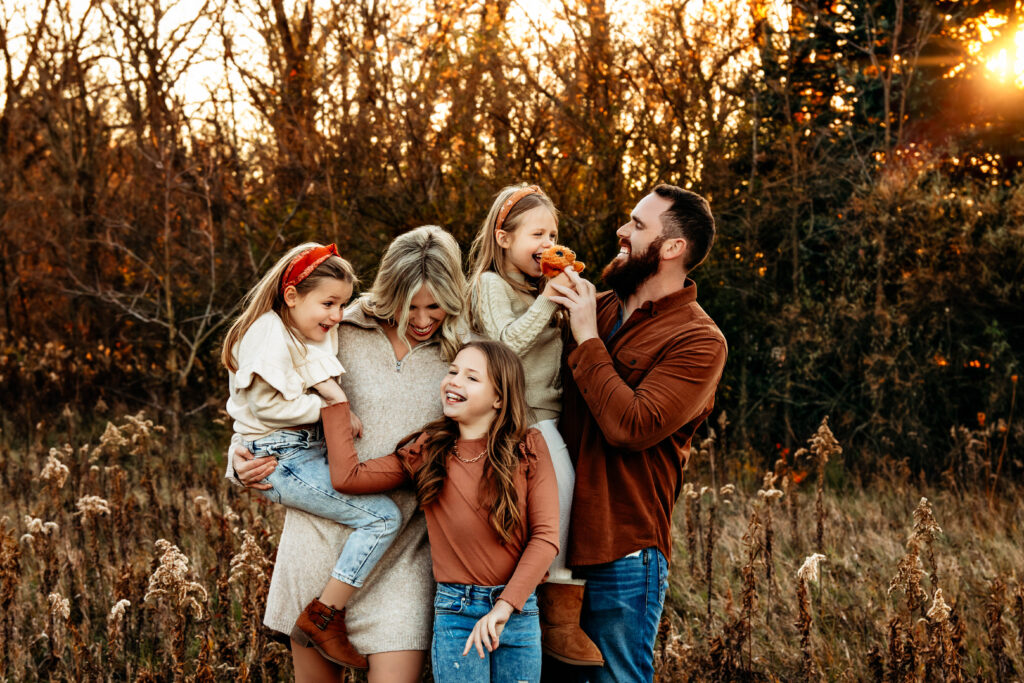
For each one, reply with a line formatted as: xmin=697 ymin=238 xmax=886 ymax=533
xmin=281 ymin=243 xmax=339 ymax=295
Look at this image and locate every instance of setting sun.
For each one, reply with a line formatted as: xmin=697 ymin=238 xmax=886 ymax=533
xmin=984 ymin=27 xmax=1024 ymax=87
xmin=956 ymin=9 xmax=1024 ymax=88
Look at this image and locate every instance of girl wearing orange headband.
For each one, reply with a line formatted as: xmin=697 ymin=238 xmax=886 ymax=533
xmin=466 ymin=185 xmax=604 ymax=668
xmin=221 ymin=243 xmax=393 ymax=671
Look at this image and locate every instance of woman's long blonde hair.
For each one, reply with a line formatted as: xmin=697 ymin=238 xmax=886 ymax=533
xmin=398 ymin=340 xmax=532 ymax=543
xmin=221 ymin=243 xmax=357 ymax=372
xmin=359 ymin=225 xmax=466 ymax=362
xmin=467 ymin=184 xmax=558 ymax=331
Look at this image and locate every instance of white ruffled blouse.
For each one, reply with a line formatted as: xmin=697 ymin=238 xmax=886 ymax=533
xmin=226 ymin=311 xmax=345 ymax=440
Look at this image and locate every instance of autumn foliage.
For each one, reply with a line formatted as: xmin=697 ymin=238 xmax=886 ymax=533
xmin=1 ymin=1 xmax=1021 ymax=470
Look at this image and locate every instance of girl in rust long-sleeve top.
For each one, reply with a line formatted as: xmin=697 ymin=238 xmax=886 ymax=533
xmin=322 ymin=340 xmax=559 ymax=683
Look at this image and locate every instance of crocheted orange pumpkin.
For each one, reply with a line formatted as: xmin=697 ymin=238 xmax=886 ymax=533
xmin=540 ymin=245 xmax=585 ymax=278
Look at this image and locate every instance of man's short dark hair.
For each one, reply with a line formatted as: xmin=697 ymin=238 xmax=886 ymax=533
xmin=652 ymin=184 xmax=715 ymax=271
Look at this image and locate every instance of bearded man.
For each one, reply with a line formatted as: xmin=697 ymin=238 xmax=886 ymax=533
xmin=548 ymin=184 xmax=728 ymax=683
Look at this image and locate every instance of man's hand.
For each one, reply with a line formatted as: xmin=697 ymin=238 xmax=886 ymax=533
xmin=231 ymin=444 xmax=276 ymax=490
xmin=547 ymin=267 xmax=600 ymax=344
xmin=462 ymin=599 xmax=514 ymax=658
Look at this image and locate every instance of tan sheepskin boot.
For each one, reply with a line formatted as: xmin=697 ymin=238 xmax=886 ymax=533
xmin=538 ymin=583 xmax=605 ymax=666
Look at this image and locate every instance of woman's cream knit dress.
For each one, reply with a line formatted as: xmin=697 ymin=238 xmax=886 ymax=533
xmin=234 ymin=303 xmax=444 ymax=654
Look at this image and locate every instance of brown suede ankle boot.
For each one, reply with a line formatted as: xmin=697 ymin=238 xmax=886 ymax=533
xmin=538 ymin=582 xmax=604 ymax=666
xmin=290 ymin=598 xmax=369 ymax=670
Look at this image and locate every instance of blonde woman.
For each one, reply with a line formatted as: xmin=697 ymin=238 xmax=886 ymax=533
xmin=229 ymin=225 xmax=467 ymax=682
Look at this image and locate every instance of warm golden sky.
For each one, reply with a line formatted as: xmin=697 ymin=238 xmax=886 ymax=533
xmin=3 ymin=0 xmax=1022 ymax=129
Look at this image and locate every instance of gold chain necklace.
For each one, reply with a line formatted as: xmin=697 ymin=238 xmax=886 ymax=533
xmin=452 ymin=443 xmax=486 ymax=464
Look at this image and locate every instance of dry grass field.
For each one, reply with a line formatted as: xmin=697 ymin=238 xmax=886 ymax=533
xmin=1 ymin=409 xmax=1021 ymax=681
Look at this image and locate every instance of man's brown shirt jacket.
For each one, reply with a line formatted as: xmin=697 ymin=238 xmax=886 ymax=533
xmin=560 ymin=280 xmax=727 ymax=567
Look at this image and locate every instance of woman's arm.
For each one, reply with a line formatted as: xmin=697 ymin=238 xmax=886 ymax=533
xmin=321 ymin=401 xmax=412 ymax=494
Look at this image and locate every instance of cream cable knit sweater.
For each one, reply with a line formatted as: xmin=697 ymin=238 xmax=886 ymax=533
xmin=472 ymin=271 xmax=563 ymax=422
xmin=226 ymin=302 xmax=443 ymax=653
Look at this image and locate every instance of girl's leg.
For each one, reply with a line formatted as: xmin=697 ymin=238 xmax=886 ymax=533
xmin=532 ymin=420 xmax=602 ymax=667
xmin=319 ymin=578 xmax=356 ymax=610
xmin=432 ymin=584 xmax=490 ymax=683
xmin=532 ymin=420 xmax=581 ymax=585
xmin=264 ymin=439 xmax=402 ymax=588
xmin=366 ymin=650 xmax=426 ymax=683
xmin=291 ymin=638 xmax=343 ymax=683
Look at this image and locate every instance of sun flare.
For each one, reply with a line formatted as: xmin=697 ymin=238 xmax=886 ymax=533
xmin=956 ymin=10 xmax=1024 ymax=89
xmin=983 ymin=28 xmax=1024 ymax=87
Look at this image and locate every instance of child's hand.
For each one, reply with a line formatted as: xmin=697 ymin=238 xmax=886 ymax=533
xmin=462 ymin=599 xmax=514 ymax=658
xmin=541 ymin=270 xmax=575 ymax=300
xmin=350 ymin=410 xmax=364 ymax=438
xmin=313 ymin=378 xmax=348 ymax=405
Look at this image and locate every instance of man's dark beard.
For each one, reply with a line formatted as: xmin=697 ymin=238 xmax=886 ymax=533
xmin=601 ymin=235 xmax=665 ymax=300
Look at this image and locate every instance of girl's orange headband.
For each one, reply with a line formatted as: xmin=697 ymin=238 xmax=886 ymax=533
xmin=494 ymin=185 xmax=540 ymax=234
xmin=280 ymin=244 xmax=339 ymax=295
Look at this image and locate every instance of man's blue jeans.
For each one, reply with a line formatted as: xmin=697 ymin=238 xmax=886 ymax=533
xmin=431 ymin=582 xmax=542 ymax=683
xmin=575 ymin=548 xmax=669 ymax=683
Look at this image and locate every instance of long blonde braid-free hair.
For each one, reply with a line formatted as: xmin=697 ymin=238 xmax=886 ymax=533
xmin=402 ymin=340 xmax=532 ymax=544
xmin=221 ymin=243 xmax=358 ymax=372
xmin=359 ymin=225 xmax=466 ymax=363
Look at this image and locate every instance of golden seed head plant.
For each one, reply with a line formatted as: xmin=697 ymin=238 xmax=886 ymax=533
xmin=888 ymin=496 xmax=944 ymax=616
xmin=0 ymin=520 xmax=21 ymax=597
xmin=888 ymin=541 xmax=927 ymax=610
xmin=911 ymin=497 xmax=942 ymax=545
xmin=23 ymin=516 xmax=58 ymax=536
xmin=719 ymin=484 xmax=735 ymax=507
xmin=228 ymin=531 xmax=273 ymax=593
xmin=107 ymin=599 xmax=131 ymax=644
xmin=911 ymin=496 xmax=943 ymax=588
xmin=75 ymin=496 xmax=111 ymax=520
xmin=927 ymin=588 xmax=951 ymax=623
xmin=809 ymin=417 xmax=842 ymax=466
xmin=795 ymin=553 xmax=825 ymax=680
xmin=222 ymin=504 xmax=241 ymax=526
xmin=193 ymin=495 xmax=212 ymax=519
xmin=797 ymin=553 xmax=827 ymax=583
xmin=91 ymin=422 xmax=129 ymax=460
xmin=48 ymin=592 xmax=70 ymax=621
xmin=39 ymin=451 xmax=69 ymax=489
xmin=144 ymin=539 xmax=208 ymax=620
xmin=90 ymin=411 xmax=166 ymax=462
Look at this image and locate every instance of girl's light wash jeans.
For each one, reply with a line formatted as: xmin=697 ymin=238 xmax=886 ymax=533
xmin=430 ymin=582 xmax=541 ymax=683
xmin=246 ymin=425 xmax=400 ymax=587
